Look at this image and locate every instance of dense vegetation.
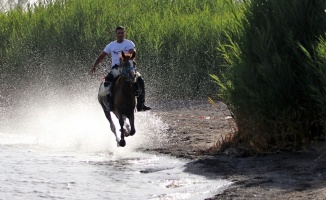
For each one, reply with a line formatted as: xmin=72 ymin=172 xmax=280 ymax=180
xmin=215 ymin=0 xmax=326 ymax=152
xmin=2 ymin=0 xmax=326 ymax=152
xmin=0 ymin=0 xmax=239 ymax=100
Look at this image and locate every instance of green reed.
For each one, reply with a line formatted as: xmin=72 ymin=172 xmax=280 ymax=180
xmin=0 ymin=0 xmax=240 ymax=99
xmin=216 ymin=0 xmax=326 ymax=152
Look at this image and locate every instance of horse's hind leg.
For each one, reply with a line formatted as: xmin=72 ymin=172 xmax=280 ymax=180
xmin=118 ymin=116 xmax=126 ymax=147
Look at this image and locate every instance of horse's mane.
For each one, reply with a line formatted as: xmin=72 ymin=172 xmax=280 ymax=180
xmin=120 ymin=52 xmax=137 ymax=66
xmin=119 ymin=53 xmax=133 ymax=60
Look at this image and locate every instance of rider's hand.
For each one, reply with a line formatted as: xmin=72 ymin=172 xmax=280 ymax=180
xmin=91 ymin=66 xmax=96 ymax=74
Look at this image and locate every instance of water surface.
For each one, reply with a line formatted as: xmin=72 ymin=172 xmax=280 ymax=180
xmin=0 ymin=101 xmax=231 ymax=200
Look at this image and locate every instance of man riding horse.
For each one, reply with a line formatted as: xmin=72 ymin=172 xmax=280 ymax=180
xmin=91 ymin=26 xmax=151 ymax=112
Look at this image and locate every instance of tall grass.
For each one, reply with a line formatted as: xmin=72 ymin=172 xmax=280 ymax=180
xmin=0 ymin=0 xmax=240 ymax=100
xmin=216 ymin=0 xmax=326 ymax=152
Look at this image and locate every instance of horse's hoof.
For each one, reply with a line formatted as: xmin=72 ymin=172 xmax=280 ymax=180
xmin=130 ymin=130 xmax=136 ymax=136
xmin=119 ymin=140 xmax=126 ymax=147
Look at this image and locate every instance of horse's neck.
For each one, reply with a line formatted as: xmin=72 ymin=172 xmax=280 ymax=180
xmin=113 ymin=76 xmax=134 ymax=102
xmin=115 ymin=75 xmax=133 ymax=89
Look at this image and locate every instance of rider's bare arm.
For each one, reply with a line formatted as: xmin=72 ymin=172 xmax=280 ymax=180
xmin=92 ymin=51 xmax=108 ymax=73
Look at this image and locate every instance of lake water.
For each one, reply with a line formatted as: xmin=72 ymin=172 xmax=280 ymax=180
xmin=0 ymin=100 xmax=231 ymax=200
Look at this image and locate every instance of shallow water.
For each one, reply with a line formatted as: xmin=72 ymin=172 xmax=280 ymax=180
xmin=0 ymin=100 xmax=231 ymax=200
xmin=0 ymin=143 xmax=230 ymax=200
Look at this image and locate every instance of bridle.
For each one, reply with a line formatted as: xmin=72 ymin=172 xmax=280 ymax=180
xmin=120 ymin=57 xmax=136 ymax=82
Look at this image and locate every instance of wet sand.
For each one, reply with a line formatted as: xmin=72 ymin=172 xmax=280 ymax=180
xmin=140 ymin=100 xmax=326 ymax=200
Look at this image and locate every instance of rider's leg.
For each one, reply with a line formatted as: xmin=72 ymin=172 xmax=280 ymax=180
xmin=136 ymin=76 xmax=151 ymax=111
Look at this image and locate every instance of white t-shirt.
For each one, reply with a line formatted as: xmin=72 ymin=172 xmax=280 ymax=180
xmin=103 ymin=39 xmax=136 ymax=67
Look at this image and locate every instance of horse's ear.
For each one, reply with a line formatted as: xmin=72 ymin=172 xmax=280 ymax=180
xmin=121 ymin=51 xmax=125 ymax=58
xmin=132 ymin=51 xmax=136 ymax=59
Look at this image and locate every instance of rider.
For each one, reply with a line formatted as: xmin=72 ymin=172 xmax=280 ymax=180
xmin=91 ymin=26 xmax=151 ymax=112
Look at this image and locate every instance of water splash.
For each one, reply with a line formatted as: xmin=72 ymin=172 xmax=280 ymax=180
xmin=0 ymin=77 xmax=169 ymax=153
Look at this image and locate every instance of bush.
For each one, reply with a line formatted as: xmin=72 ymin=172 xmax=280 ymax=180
xmin=216 ymin=0 xmax=326 ymax=152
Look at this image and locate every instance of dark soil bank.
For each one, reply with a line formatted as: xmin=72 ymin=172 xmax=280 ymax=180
xmin=139 ymin=101 xmax=326 ymax=200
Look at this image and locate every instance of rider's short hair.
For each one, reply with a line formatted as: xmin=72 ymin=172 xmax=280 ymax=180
xmin=115 ymin=26 xmax=125 ymax=32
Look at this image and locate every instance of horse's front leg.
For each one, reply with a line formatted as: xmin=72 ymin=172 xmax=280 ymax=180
xmin=118 ymin=116 xmax=126 ymax=147
xmin=101 ymin=106 xmax=119 ymax=146
xmin=129 ymin=113 xmax=136 ymax=136
xmin=122 ymin=116 xmax=131 ymax=137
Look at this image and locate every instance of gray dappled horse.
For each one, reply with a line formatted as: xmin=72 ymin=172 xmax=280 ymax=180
xmin=98 ymin=52 xmax=136 ymax=147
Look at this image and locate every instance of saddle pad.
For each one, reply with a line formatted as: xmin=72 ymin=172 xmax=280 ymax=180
xmin=98 ymin=82 xmax=110 ymax=97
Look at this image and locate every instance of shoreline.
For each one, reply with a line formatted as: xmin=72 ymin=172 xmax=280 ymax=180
xmin=141 ymin=100 xmax=326 ymax=200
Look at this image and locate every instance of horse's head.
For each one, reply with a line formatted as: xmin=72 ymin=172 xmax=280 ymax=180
xmin=120 ymin=51 xmax=136 ymax=69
